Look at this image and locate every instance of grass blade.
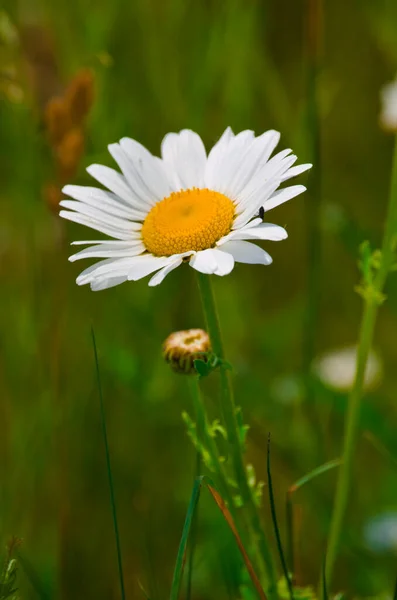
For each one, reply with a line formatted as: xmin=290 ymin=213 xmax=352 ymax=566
xmin=17 ymin=553 xmax=51 ymax=600
xmin=169 ymin=476 xmax=267 ymax=600
xmin=289 ymin=458 xmax=341 ymax=493
xmin=91 ymin=327 xmax=126 ymax=600
xmin=321 ymin=556 xmax=328 ymax=600
xmin=185 ymin=449 xmax=201 ymax=600
xmin=286 ymin=458 xmax=341 ymax=582
xmin=267 ymin=434 xmax=294 ymax=600
xmin=169 ymin=477 xmax=202 ymax=600
xmin=285 ymin=490 xmax=295 ymax=580
xmin=206 ymin=483 xmax=267 ymax=600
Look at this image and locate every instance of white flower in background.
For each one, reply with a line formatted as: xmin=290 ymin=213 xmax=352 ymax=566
xmin=380 ymin=78 xmax=397 ymax=132
xmin=313 ymin=346 xmax=382 ymax=392
xmin=364 ymin=513 xmax=397 ymax=553
xmin=60 ymin=128 xmax=311 ymax=290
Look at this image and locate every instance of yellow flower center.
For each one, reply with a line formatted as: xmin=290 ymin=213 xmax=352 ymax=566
xmin=141 ymin=188 xmax=235 ymax=256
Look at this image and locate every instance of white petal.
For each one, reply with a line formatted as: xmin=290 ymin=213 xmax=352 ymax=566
xmin=264 ymin=184 xmax=306 ymax=211
xmin=189 ymin=249 xmax=218 ymax=274
xmin=161 ymin=129 xmax=207 ymax=189
xmin=148 ymin=257 xmax=183 ymax=286
xmin=189 ymin=248 xmax=234 ymax=276
xmin=204 ymin=127 xmax=235 ymax=187
xmin=76 ymin=257 xmax=135 ymax=285
xmin=107 ymin=144 xmax=157 ymax=208
xmin=205 ymin=130 xmax=255 ymax=192
xmin=60 ymin=210 xmax=133 ymax=241
xmin=232 ymin=178 xmax=281 ymax=229
xmin=86 ymin=164 xmax=133 ymax=205
xmin=119 ymin=138 xmax=172 ymax=201
xmin=127 ymin=255 xmax=173 ymax=281
xmin=236 ymin=153 xmax=297 ymax=212
xmin=224 ymin=130 xmax=280 ymax=199
xmin=71 ymin=238 xmax=142 ymax=245
xmin=90 ymin=275 xmax=128 ymax=291
xmin=59 ymin=200 xmax=139 ymax=232
xmin=62 ymin=185 xmax=146 ymax=220
xmin=280 ymin=163 xmax=312 ymax=183
xmin=212 ymin=250 xmax=235 ymax=275
xmin=220 ymin=240 xmax=273 ymax=265
xmin=219 ymin=222 xmax=287 ymax=244
xmin=69 ymin=242 xmax=145 ymax=262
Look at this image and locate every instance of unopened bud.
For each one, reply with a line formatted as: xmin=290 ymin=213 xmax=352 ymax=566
xmin=163 ymin=329 xmax=211 ymax=375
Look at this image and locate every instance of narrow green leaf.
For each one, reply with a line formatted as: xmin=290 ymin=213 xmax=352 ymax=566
xmin=17 ymin=553 xmax=51 ymax=600
xmin=267 ymin=434 xmax=294 ymax=600
xmin=91 ymin=327 xmax=126 ymax=600
xmin=322 ymin=557 xmax=328 ymax=600
xmin=169 ymin=477 xmax=202 ymax=600
xmin=289 ymin=458 xmax=341 ymax=493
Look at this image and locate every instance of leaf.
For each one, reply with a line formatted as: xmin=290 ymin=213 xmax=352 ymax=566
xmin=193 ymin=359 xmax=210 ymax=377
xmin=91 ymin=328 xmax=126 ymax=600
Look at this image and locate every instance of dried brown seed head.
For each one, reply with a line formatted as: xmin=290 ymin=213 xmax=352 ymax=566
xmin=163 ymin=329 xmax=211 ymax=375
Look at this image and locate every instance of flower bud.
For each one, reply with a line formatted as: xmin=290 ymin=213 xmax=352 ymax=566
xmin=163 ymin=329 xmax=211 ymax=375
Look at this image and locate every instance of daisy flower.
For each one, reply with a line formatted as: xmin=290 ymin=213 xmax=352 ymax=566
xmin=60 ymin=128 xmax=311 ymax=290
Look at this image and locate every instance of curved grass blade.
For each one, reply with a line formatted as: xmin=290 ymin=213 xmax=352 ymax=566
xmin=91 ymin=327 xmax=126 ymax=600
xmin=364 ymin=431 xmax=397 ymax=471
xmin=169 ymin=476 xmax=267 ymax=600
xmin=205 ymin=483 xmax=267 ymax=600
xmin=17 ymin=553 xmax=51 ymax=600
xmin=267 ymin=434 xmax=294 ymax=600
xmin=289 ymin=458 xmax=341 ymax=494
xmin=286 ymin=458 xmax=341 ymax=579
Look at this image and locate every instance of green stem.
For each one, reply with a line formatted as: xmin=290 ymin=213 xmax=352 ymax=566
xmin=196 ymin=273 xmax=278 ymax=599
xmin=188 ymin=377 xmax=235 ymax=511
xmin=325 ymin=135 xmax=397 ymax=586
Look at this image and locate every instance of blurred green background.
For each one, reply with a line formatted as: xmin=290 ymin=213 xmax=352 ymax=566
xmin=2 ymin=0 xmax=397 ymax=597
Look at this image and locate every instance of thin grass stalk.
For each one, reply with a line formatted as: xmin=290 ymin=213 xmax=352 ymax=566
xmin=325 ymin=135 xmax=397 ymax=585
xmin=91 ymin=328 xmax=126 ymax=600
xmin=285 ymin=492 xmax=294 ymax=581
xmin=18 ymin=553 xmax=51 ymax=600
xmin=185 ymin=378 xmax=204 ymax=600
xmin=322 ymin=558 xmax=328 ymax=600
xmin=267 ymin=435 xmax=294 ymax=600
xmin=195 ymin=273 xmax=278 ymax=599
xmin=286 ymin=458 xmax=341 ymax=582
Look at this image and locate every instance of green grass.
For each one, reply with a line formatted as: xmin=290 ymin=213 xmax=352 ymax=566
xmin=1 ymin=0 xmax=397 ymax=597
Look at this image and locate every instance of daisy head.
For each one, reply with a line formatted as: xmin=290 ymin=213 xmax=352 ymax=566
xmin=60 ymin=128 xmax=311 ymax=290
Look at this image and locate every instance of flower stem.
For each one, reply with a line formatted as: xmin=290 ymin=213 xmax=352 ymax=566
xmin=325 ymin=135 xmax=397 ymax=586
xmin=196 ymin=272 xmax=278 ymax=599
xmin=187 ymin=376 xmax=235 ymax=510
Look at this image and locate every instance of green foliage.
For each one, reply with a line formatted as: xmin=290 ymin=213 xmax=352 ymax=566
xmin=2 ymin=0 xmax=397 ymax=597
xmin=356 ymin=241 xmax=386 ymax=304
xmin=0 ymin=541 xmax=19 ymax=600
